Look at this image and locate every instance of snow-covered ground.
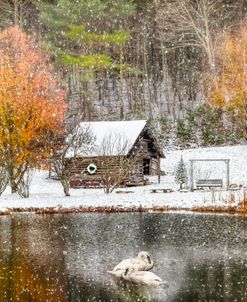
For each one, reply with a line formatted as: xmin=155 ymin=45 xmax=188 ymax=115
xmin=162 ymin=144 xmax=247 ymax=186
xmin=0 ymin=145 xmax=246 ymax=212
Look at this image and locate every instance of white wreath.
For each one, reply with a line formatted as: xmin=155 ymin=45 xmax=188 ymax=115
xmin=87 ymin=163 xmax=97 ymax=175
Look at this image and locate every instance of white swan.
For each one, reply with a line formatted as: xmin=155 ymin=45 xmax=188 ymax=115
xmin=122 ymin=267 xmax=168 ymax=287
xmin=107 ymin=251 xmax=154 ymax=278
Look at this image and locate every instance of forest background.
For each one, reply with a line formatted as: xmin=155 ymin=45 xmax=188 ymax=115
xmin=1 ymin=0 xmax=247 ymax=148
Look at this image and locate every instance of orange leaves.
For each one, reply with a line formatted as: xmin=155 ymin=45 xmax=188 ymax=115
xmin=0 ymin=26 xmax=67 ymax=168
xmin=209 ymin=23 xmax=247 ymax=115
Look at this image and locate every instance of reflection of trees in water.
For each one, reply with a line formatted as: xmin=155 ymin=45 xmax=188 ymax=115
xmin=169 ymin=259 xmax=247 ymax=302
xmin=0 ymin=212 xmax=247 ymax=301
xmin=62 ymin=213 xmax=146 ymax=280
xmin=138 ymin=214 xmax=162 ymax=248
xmin=139 ymin=213 xmax=247 ymax=249
xmin=0 ymin=217 xmax=11 ymax=256
xmin=0 ymin=215 xmax=67 ymax=302
xmin=58 ymin=213 xmax=168 ymax=301
xmin=65 ymin=275 xmax=167 ymax=302
xmin=65 ymin=276 xmax=116 ymax=301
xmin=113 ymin=282 xmax=163 ymax=302
xmin=0 ymin=256 xmax=67 ymax=302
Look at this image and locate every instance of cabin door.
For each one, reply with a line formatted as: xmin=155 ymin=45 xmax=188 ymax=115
xmin=143 ymin=159 xmax=150 ymax=175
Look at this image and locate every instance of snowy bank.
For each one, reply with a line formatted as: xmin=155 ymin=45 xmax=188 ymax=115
xmin=0 ymin=145 xmax=246 ymax=214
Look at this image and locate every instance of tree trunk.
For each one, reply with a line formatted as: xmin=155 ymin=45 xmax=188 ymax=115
xmin=244 ymin=97 xmax=247 ymax=140
xmin=105 ymin=184 xmax=110 ymax=194
xmin=14 ymin=0 xmax=19 ymax=25
xmin=62 ymin=179 xmax=70 ymax=196
xmin=10 ymin=179 xmax=18 ymax=194
xmin=63 ymin=187 xmax=70 ymax=196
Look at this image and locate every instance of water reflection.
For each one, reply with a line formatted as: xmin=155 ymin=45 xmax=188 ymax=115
xmin=0 ymin=212 xmax=246 ymax=301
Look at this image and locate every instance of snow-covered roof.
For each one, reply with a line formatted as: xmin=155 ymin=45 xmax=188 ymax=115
xmin=67 ymin=120 xmax=147 ymax=157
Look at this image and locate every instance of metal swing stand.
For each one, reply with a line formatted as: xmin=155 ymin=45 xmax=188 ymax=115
xmin=189 ymin=159 xmax=230 ymax=191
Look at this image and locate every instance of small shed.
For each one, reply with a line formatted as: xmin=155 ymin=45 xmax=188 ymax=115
xmin=67 ymin=120 xmax=165 ymax=188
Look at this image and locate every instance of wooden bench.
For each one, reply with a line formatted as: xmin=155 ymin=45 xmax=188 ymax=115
xmin=150 ymin=188 xmax=173 ymax=193
xmin=196 ymin=179 xmax=223 ymax=189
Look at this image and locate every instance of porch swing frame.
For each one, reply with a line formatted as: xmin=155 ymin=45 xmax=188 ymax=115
xmin=189 ymin=159 xmax=230 ymax=191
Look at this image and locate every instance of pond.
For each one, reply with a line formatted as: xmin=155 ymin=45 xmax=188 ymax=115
xmin=0 ymin=212 xmax=246 ymax=302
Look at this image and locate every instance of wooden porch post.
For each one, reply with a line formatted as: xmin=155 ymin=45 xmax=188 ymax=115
xmin=190 ymin=160 xmax=194 ymax=191
xmin=226 ymin=159 xmax=230 ymax=190
xmin=158 ymin=157 xmax=161 ymax=184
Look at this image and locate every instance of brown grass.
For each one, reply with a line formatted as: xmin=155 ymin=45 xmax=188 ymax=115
xmin=35 ymin=206 xmax=151 ymax=214
xmin=2 ymin=194 xmax=247 ymax=216
xmin=191 ymin=205 xmax=237 ymax=214
xmin=0 ymin=209 xmax=11 ymax=215
xmin=234 ymin=190 xmax=247 ymax=214
xmin=237 ymin=194 xmax=247 ymax=214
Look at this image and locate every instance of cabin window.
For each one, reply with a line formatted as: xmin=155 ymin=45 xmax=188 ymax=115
xmin=143 ymin=159 xmax=150 ymax=175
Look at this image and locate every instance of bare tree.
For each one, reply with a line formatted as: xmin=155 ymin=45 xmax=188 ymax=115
xmin=99 ymin=134 xmax=143 ymax=194
xmin=0 ymin=0 xmax=36 ymax=28
xmin=156 ymin=0 xmax=236 ymax=78
xmin=0 ymin=153 xmax=32 ymax=198
xmin=16 ymin=169 xmax=33 ymax=198
xmin=50 ymin=124 xmax=94 ymax=196
xmin=0 ymin=166 xmax=8 ymax=196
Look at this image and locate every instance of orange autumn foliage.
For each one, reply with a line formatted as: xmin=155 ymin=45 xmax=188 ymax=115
xmin=209 ymin=24 xmax=247 ymax=123
xmin=0 ymin=26 xmax=67 ymax=174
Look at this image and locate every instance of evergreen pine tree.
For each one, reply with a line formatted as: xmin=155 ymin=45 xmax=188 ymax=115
xmin=176 ymin=119 xmax=190 ymax=147
xmin=37 ymin=0 xmax=136 ymax=72
xmin=175 ymin=156 xmax=188 ymax=190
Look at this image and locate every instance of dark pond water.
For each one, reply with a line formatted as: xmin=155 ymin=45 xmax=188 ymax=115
xmin=0 ymin=212 xmax=247 ymax=302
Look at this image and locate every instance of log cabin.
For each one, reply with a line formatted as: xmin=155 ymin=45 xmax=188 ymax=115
xmin=66 ymin=120 xmax=165 ymax=188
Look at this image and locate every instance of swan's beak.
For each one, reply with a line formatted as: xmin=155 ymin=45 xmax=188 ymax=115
xmin=124 ymin=268 xmax=129 ymax=276
xmin=147 ymin=255 xmax=151 ymax=264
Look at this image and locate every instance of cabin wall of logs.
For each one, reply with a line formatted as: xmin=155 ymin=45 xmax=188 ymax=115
xmin=68 ymin=156 xmax=145 ymax=188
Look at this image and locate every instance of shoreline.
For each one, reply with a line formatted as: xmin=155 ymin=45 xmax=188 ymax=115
xmin=1 ymin=203 xmax=246 ymax=216
xmin=0 ymin=143 xmax=247 ymax=217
